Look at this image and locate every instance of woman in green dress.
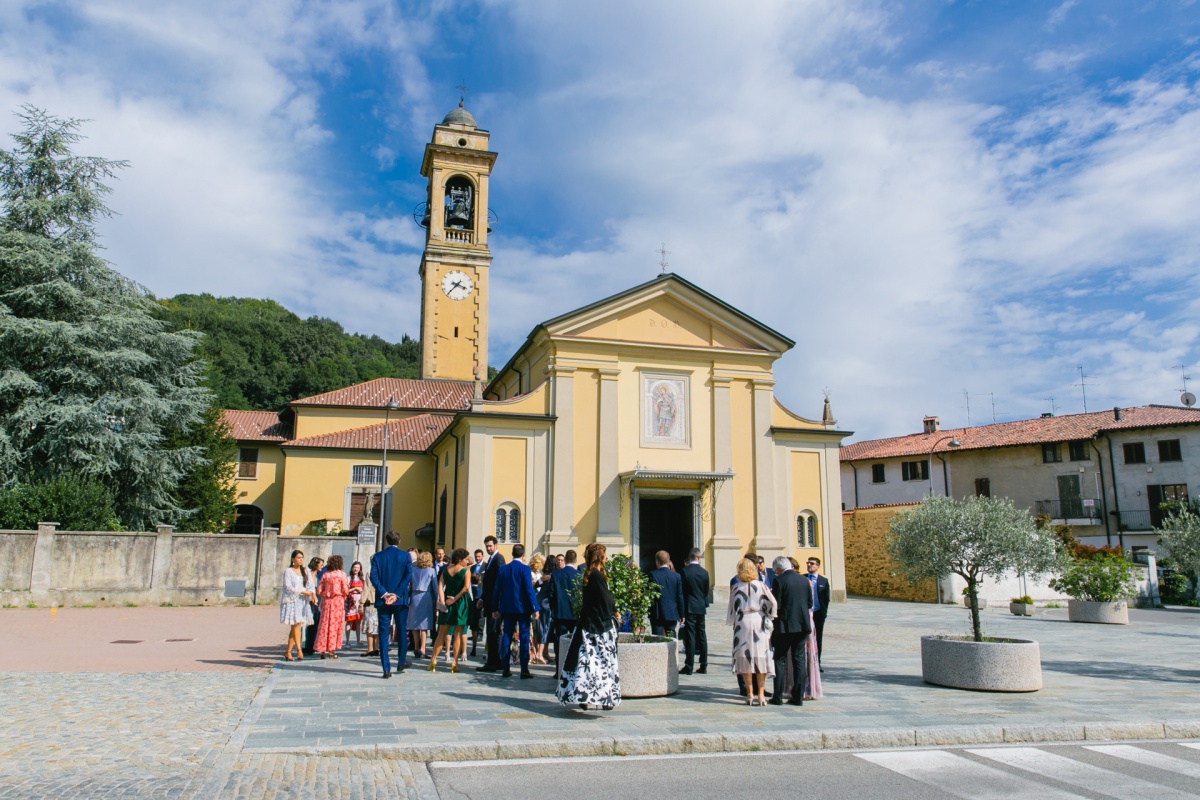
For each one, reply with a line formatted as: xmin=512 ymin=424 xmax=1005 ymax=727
xmin=428 ymin=548 xmax=472 ymax=673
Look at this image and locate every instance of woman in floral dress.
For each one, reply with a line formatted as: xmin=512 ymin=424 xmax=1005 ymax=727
xmin=345 ymin=561 xmax=365 ymax=645
xmin=315 ymin=555 xmax=349 ymax=659
xmin=280 ymin=550 xmax=314 ymax=661
xmin=727 ymin=558 xmax=777 ymax=706
xmin=557 ymin=543 xmax=621 ymax=711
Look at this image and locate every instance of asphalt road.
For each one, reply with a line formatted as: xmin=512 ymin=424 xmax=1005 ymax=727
xmin=429 ymin=742 xmax=1200 ymax=799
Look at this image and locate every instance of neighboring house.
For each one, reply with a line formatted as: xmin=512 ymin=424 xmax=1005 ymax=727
xmin=223 ymin=409 xmax=289 ymax=534
xmin=840 ymin=406 xmax=1200 ymax=553
xmin=220 ymin=102 xmax=851 ymax=599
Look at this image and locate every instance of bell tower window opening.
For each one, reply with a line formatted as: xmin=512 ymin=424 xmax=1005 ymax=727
xmin=444 ymin=175 xmax=474 ymax=230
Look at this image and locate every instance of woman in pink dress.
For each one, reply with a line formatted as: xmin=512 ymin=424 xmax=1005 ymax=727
xmin=315 ymin=555 xmax=349 ymax=659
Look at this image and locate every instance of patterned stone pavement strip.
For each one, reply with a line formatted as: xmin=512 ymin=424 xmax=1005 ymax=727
xmin=0 ymin=671 xmax=265 ymax=800
xmin=215 ymin=754 xmax=428 ymax=799
xmin=244 ymin=599 xmax=1200 ymax=757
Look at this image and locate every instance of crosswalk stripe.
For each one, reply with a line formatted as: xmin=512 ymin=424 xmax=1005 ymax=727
xmin=968 ymin=747 xmax=1196 ymax=799
xmin=856 ymin=750 xmax=1088 ymax=799
xmin=1085 ymin=744 xmax=1200 ymax=779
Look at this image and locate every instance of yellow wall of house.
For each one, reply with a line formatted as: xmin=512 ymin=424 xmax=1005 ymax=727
xmin=572 ymin=368 xmax=600 ymax=543
xmin=490 ymin=436 xmax=528 ymax=541
xmin=293 ymin=406 xmax=424 ymax=439
xmin=233 ymin=443 xmax=285 ymax=526
xmin=278 ymin=448 xmax=433 ymax=545
xmin=431 ymin=437 xmax=461 ymax=552
xmin=789 ymin=449 xmax=824 ymax=557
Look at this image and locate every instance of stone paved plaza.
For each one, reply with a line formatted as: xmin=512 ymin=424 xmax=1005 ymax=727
xmin=2 ymin=598 xmax=1199 ymax=797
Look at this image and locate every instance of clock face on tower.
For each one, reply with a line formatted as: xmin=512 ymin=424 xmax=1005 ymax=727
xmin=440 ymin=270 xmax=474 ymax=300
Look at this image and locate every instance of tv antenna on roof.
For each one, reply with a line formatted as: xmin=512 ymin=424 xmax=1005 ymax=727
xmin=962 ymin=389 xmax=971 ymax=426
xmin=1044 ymin=396 xmax=1059 ymax=416
xmin=1076 ymin=366 xmax=1092 ymax=412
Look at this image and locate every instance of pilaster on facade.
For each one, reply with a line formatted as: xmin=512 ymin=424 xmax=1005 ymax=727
xmin=596 ymin=367 xmax=622 ymax=539
xmin=710 ymin=374 xmax=740 ymax=579
xmin=547 ymin=362 xmax=576 ymax=541
xmin=752 ymin=378 xmax=783 ymax=553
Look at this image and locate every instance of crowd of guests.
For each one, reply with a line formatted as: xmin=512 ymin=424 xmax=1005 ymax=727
xmin=280 ymin=533 xmax=829 ymax=712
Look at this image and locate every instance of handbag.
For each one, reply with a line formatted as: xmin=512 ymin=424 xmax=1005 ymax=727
xmin=761 ymin=614 xmax=774 ymax=635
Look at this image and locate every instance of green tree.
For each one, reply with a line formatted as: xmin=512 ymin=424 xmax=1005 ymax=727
xmin=168 ymin=405 xmax=237 ymax=532
xmin=606 ymin=554 xmax=660 ymax=641
xmin=888 ymin=495 xmax=1064 ymax=642
xmin=0 ymin=107 xmax=211 ymax=529
xmin=1048 ymin=552 xmax=1136 ymax=603
xmin=1158 ymin=506 xmax=1200 ymax=587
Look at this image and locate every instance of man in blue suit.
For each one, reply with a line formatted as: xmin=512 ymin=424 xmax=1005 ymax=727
xmin=548 ymin=548 xmax=581 ymax=670
xmin=647 ymin=550 xmax=684 ymax=638
xmin=492 ymin=543 xmax=539 ymax=679
xmin=370 ymin=530 xmax=412 ymax=679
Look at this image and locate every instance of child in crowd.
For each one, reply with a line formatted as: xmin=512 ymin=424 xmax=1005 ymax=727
xmin=361 ymin=584 xmax=380 ymax=657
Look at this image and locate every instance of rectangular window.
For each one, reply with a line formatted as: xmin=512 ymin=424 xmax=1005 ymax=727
xmin=1068 ymin=440 xmax=1090 ymax=461
xmin=871 ymin=463 xmax=886 ymax=483
xmin=975 ymin=478 xmax=991 ymax=497
xmin=901 ymin=460 xmax=928 ymax=481
xmin=237 ymin=447 xmax=258 ymax=479
xmin=1042 ymin=443 xmax=1061 ymax=463
xmin=351 ymin=465 xmax=386 ymax=485
xmin=1159 ymin=439 xmax=1183 ymax=462
xmin=1123 ymin=442 xmax=1146 ymax=464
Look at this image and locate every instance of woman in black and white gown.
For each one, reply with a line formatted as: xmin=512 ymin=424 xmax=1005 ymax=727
xmin=556 ymin=543 xmax=621 ymax=711
xmin=727 ymin=557 xmax=777 ymax=706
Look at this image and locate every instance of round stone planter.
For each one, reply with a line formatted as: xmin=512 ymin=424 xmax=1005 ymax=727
xmin=920 ymin=635 xmax=1042 ymax=692
xmin=1067 ymin=599 xmax=1129 ymax=624
xmin=556 ymin=633 xmax=678 ymax=697
xmin=1009 ymin=602 xmax=1034 ymax=617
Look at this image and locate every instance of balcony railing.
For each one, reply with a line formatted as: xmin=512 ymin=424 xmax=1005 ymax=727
xmin=1034 ymin=499 xmax=1101 ymax=522
xmin=443 ymin=228 xmax=474 ymax=244
xmin=1116 ymin=510 xmax=1152 ymax=531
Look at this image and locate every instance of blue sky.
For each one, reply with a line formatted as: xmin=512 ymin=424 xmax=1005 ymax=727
xmin=1 ymin=1 xmax=1198 ymax=440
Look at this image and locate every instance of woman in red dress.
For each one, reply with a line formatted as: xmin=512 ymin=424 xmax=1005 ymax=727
xmin=345 ymin=560 xmax=365 ymax=645
xmin=315 ymin=555 xmax=349 ymax=659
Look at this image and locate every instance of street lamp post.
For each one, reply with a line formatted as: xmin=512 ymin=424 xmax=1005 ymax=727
xmin=928 ymin=435 xmax=961 ymax=497
xmin=377 ymin=395 xmax=401 ymax=551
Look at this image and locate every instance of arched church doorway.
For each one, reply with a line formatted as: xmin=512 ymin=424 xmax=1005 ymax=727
xmin=636 ymin=495 xmax=694 ymax=573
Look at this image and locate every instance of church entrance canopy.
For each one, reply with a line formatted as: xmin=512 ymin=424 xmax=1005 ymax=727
xmin=620 ymin=469 xmax=734 ymax=570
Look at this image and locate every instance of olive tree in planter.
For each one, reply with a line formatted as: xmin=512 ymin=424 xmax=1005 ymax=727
xmin=1159 ymin=506 xmax=1200 ymax=602
xmin=1050 ymin=551 xmax=1136 ymax=624
xmin=888 ymin=495 xmax=1064 ymax=692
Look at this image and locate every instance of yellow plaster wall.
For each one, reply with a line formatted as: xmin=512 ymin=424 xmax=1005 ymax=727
xmin=293 ymin=406 xmax=422 ymax=439
xmin=730 ymin=379 xmax=758 ymax=549
xmin=571 ymin=298 xmax=757 ymax=350
xmin=772 ymin=398 xmax=826 ymax=430
xmin=573 ymin=369 xmax=600 ymax=543
xmin=615 ymin=357 xmax=713 ymax=473
xmin=490 ymin=436 xmax=527 ymax=541
xmin=278 ymin=449 xmax=433 ymax=546
xmin=233 ymin=443 xmax=285 ymax=526
xmin=477 ymin=382 xmax=549 ymax=415
xmin=789 ymin=449 xmax=824 ymax=558
xmin=425 ymin=262 xmax=483 ymax=381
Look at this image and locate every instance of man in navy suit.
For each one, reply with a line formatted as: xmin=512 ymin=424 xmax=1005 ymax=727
xmin=806 ymin=556 xmax=830 ymax=668
xmin=647 ymin=550 xmax=684 ymax=637
xmin=679 ymin=547 xmax=710 ymax=675
xmin=770 ymin=556 xmax=812 ymax=706
xmin=370 ymin=531 xmax=412 ymax=679
xmin=548 ymin=548 xmax=581 ymax=670
xmin=492 ymin=543 xmax=540 ymax=679
xmin=475 ymin=535 xmax=506 ymax=673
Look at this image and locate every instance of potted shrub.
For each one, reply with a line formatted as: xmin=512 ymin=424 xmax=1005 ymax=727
xmin=1159 ymin=506 xmax=1200 ymax=605
xmin=1050 ymin=551 xmax=1136 ymax=624
xmin=1009 ymin=595 xmax=1034 ymax=616
xmin=888 ymin=495 xmax=1064 ymax=692
xmin=561 ymin=554 xmax=677 ymax=697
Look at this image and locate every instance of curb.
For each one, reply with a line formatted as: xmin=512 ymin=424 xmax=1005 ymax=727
xmin=242 ymin=719 xmax=1200 ymax=763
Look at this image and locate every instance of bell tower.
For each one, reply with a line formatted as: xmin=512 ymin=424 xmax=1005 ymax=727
xmin=417 ymin=103 xmax=497 ymax=382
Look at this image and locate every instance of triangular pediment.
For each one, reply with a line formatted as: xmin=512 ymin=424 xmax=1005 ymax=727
xmin=542 ymin=274 xmax=793 ymax=354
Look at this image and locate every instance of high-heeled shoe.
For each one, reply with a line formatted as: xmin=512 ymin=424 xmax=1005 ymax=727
xmin=450 ymin=662 xmax=458 ymax=673
xmin=427 ymin=662 xmax=437 ymax=672
xmin=758 ymin=697 xmax=767 ymax=707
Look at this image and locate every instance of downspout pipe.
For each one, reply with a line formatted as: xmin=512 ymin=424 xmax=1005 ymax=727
xmin=1090 ymin=438 xmax=1112 ymax=547
xmin=1104 ymin=432 xmax=1125 ymax=550
xmin=850 ymin=462 xmax=860 ymax=508
xmin=935 ymin=453 xmax=951 ymax=497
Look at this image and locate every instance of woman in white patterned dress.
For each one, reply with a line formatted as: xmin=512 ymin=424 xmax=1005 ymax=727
xmin=727 ymin=558 xmax=777 ymax=706
xmin=557 ymin=543 xmax=621 ymax=711
xmin=280 ymin=549 xmax=315 ymax=661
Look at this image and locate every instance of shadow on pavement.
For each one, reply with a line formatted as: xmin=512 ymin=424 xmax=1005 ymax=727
xmin=1041 ymin=659 xmax=1200 ymax=683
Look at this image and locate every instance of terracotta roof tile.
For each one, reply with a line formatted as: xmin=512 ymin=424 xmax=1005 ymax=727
xmin=291 ymin=377 xmax=473 ymax=411
xmin=221 ymin=410 xmax=289 ymax=442
xmin=281 ymin=413 xmax=454 ymax=452
xmin=841 ymin=405 xmax=1200 ymax=461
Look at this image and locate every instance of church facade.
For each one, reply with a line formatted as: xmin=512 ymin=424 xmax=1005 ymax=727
xmin=226 ymin=105 xmax=851 ymax=600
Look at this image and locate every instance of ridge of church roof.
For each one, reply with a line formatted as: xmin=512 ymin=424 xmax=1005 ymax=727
xmin=291 ymin=377 xmax=473 ymax=411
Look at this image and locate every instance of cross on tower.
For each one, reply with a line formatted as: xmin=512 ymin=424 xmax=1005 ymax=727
xmin=456 ymin=82 xmax=470 ymax=106
xmin=656 ymin=243 xmax=671 ymax=273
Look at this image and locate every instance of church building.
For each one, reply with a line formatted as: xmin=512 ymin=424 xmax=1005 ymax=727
xmin=226 ymin=104 xmax=851 ymax=600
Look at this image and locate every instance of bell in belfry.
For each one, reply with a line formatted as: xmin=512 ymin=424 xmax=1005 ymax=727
xmin=445 ymin=183 xmax=472 ymax=228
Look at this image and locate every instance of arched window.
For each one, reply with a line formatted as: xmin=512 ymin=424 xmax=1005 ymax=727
xmin=495 ymin=503 xmax=521 ymax=544
xmin=230 ymin=505 xmax=264 ymax=535
xmin=796 ymin=511 xmax=819 ymax=549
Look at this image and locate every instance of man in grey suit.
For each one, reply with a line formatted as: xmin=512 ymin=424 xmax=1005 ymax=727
xmin=769 ymin=555 xmax=811 ymax=706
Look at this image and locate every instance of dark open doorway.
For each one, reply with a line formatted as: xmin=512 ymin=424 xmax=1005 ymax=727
xmin=638 ymin=495 xmax=694 ymax=573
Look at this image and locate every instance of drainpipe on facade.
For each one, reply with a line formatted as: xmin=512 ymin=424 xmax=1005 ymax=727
xmin=850 ymin=462 xmax=860 ymax=508
xmin=1104 ymin=433 xmax=1124 ymax=550
xmin=1090 ymin=438 xmax=1112 ymax=547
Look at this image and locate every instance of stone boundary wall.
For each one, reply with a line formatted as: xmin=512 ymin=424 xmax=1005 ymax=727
xmin=842 ymin=505 xmax=937 ymax=603
xmin=0 ymin=525 xmax=376 ymax=607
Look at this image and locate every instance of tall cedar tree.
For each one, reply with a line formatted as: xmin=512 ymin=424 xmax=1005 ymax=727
xmin=0 ymin=107 xmax=216 ymax=529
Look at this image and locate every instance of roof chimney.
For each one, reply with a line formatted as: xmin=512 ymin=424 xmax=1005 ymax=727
xmin=923 ymin=415 xmax=940 ymax=434
xmin=1113 ymin=406 xmax=1122 ymax=421
xmin=1040 ymin=412 xmax=1054 ymax=418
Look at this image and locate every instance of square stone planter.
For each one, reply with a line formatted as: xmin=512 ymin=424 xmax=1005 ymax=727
xmin=557 ymin=633 xmax=679 ymax=697
xmin=921 ymin=635 xmax=1042 ymax=692
xmin=1067 ymin=599 xmax=1128 ymax=624
xmin=1009 ymin=602 xmax=1034 ymax=617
